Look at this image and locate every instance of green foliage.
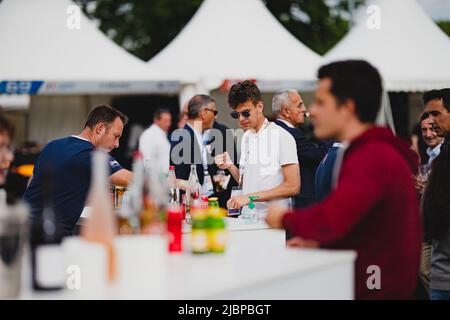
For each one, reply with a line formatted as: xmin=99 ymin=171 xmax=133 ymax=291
xmin=73 ymin=0 xmax=364 ymax=60
xmin=437 ymin=20 xmax=450 ymax=37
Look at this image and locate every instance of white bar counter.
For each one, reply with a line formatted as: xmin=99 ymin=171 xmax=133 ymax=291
xmin=19 ymin=220 xmax=356 ymax=300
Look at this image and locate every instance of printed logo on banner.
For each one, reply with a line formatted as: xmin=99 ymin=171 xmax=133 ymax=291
xmin=0 ymin=81 xmax=44 ymax=94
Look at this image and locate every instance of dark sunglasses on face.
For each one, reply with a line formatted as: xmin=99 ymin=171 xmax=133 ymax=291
xmin=203 ymin=108 xmax=218 ymax=116
xmin=230 ymin=109 xmax=251 ymax=119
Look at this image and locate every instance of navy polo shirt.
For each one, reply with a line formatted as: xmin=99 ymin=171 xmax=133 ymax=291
xmin=24 ymin=136 xmax=123 ymax=235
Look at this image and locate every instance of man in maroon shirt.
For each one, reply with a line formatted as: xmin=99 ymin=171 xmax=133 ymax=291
xmin=266 ymin=60 xmax=422 ymax=299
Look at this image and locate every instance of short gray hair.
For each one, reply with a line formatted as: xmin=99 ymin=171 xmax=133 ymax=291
xmin=272 ymin=89 xmax=298 ymax=114
xmin=187 ymin=94 xmax=215 ymax=119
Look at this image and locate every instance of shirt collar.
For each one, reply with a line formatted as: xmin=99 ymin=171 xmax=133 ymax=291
xmin=249 ymin=118 xmax=270 ymax=135
xmin=277 ymin=118 xmax=295 ymax=128
xmin=71 ymin=135 xmax=92 ymax=144
xmin=427 ymin=142 xmax=443 ymax=158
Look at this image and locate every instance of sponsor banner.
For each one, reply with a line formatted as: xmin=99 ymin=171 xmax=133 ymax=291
xmin=0 ymin=80 xmax=180 ymax=95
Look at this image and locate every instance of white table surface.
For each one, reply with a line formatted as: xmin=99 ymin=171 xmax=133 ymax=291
xmin=19 ymin=228 xmax=356 ymax=300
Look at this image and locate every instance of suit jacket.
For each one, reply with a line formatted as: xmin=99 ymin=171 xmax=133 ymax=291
xmin=169 ymin=123 xmax=236 ymax=208
xmin=170 ymin=124 xmax=211 ymax=185
xmin=315 ymin=144 xmax=340 ymax=202
xmin=209 ymin=121 xmax=238 ymax=208
xmin=274 ymin=120 xmax=330 ymax=208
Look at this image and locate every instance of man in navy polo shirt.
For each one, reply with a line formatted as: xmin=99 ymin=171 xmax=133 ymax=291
xmin=24 ymin=105 xmax=133 ymax=236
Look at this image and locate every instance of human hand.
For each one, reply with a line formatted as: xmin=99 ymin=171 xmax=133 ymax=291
xmin=214 ymin=152 xmax=233 ymax=170
xmin=265 ymin=204 xmax=288 ymax=229
xmin=286 ymin=237 xmax=320 ymax=248
xmin=227 ymin=194 xmax=250 ymax=210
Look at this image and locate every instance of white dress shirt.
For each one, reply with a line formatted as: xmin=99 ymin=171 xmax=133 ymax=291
xmin=139 ymin=124 xmax=170 ymax=174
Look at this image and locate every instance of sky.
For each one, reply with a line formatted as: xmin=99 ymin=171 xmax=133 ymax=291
xmin=416 ymin=0 xmax=450 ymax=20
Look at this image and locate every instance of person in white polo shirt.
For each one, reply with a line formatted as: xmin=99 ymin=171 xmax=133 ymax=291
xmin=215 ymin=80 xmax=300 ymax=216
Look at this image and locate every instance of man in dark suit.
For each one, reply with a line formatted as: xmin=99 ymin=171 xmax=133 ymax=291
xmin=272 ymin=89 xmax=331 ymax=209
xmin=170 ymin=95 xmax=236 ymax=207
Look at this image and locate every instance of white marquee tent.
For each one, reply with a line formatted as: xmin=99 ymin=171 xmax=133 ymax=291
xmin=0 ymin=0 xmax=178 ymax=95
xmin=146 ymin=0 xmax=322 ymax=103
xmin=324 ymin=0 xmax=450 ymax=92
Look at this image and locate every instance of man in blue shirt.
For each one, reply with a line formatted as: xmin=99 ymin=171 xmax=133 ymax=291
xmin=24 ymin=105 xmax=133 ymax=236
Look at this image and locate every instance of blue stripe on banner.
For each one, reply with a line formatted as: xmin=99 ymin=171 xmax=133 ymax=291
xmin=0 ymin=81 xmax=44 ymax=94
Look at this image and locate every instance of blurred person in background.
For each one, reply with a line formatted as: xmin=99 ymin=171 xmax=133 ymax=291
xmin=266 ymin=60 xmax=422 ymax=299
xmin=177 ymin=101 xmax=189 ymax=129
xmin=139 ymin=108 xmax=172 ymax=174
xmin=6 ymin=141 xmax=42 ymax=200
xmin=422 ymin=88 xmax=450 ymax=300
xmin=0 ymin=109 xmax=14 ymax=188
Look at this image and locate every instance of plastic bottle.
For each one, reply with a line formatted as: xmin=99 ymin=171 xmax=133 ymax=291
xmin=240 ymin=196 xmax=260 ymax=224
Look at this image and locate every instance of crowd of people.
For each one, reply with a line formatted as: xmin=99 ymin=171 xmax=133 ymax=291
xmin=1 ymin=59 xmax=449 ymax=300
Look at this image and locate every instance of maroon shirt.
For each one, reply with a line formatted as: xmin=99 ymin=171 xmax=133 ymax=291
xmin=282 ymin=127 xmax=422 ymax=299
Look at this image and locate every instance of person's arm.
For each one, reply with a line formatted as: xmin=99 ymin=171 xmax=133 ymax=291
xmin=215 ymin=152 xmax=240 ymax=183
xmin=228 ymin=163 xmax=300 ymax=209
xmin=266 ymin=150 xmax=384 ymax=245
xmin=110 ymin=169 xmax=133 ymax=187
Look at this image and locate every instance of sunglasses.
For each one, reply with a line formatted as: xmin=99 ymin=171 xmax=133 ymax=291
xmin=230 ymin=109 xmax=251 ymax=119
xmin=203 ymin=108 xmax=218 ymax=116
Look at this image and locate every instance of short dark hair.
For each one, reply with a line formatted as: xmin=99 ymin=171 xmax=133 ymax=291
xmin=84 ymin=105 xmax=128 ymax=130
xmin=420 ymin=112 xmax=431 ymax=123
xmin=423 ymin=89 xmax=450 ymax=112
xmin=228 ymin=80 xmax=261 ymax=110
xmin=153 ymin=108 xmax=171 ymax=121
xmin=317 ymin=60 xmax=382 ymax=123
xmin=0 ymin=108 xmax=15 ymax=139
xmin=187 ymin=95 xmax=215 ymax=119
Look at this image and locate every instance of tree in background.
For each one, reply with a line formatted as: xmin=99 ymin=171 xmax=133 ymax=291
xmin=438 ymin=21 xmax=450 ymax=37
xmin=74 ymin=0 xmax=365 ymax=60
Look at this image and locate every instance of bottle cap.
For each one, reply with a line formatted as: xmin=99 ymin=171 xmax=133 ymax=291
xmin=169 ymin=165 xmax=175 ymax=171
xmin=248 ymin=196 xmax=260 ymax=209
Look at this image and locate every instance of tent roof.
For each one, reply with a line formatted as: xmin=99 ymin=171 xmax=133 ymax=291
xmin=146 ymin=0 xmax=322 ymax=90
xmin=0 ymin=0 xmax=178 ymax=94
xmin=324 ymin=0 xmax=450 ymax=92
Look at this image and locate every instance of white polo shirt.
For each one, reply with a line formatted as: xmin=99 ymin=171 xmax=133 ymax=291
xmin=239 ymin=119 xmax=298 ymax=216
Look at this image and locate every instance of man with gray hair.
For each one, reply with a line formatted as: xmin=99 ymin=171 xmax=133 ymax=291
xmin=170 ymin=94 xmax=234 ymax=204
xmin=273 ymin=89 xmax=330 ymax=209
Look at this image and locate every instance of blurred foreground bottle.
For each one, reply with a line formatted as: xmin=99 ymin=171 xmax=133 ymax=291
xmin=168 ymin=166 xmax=180 ymax=204
xmin=0 ymin=190 xmax=28 ymax=298
xmin=30 ymin=167 xmax=64 ymax=291
xmin=118 ymin=151 xmax=145 ymax=234
xmin=82 ymin=151 xmax=117 ymax=282
xmin=167 ymin=202 xmax=182 ymax=253
xmin=185 ymin=165 xmax=200 ymax=223
xmin=190 ymin=202 xmax=208 ymax=254
xmin=206 ymin=197 xmax=226 ymax=254
xmin=140 ymin=160 xmax=167 ymax=235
